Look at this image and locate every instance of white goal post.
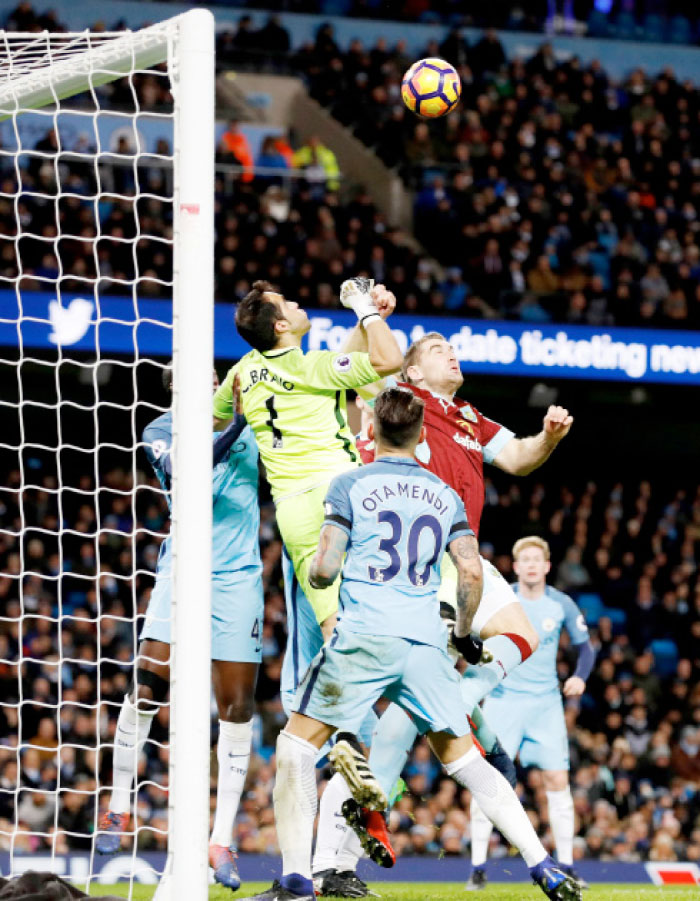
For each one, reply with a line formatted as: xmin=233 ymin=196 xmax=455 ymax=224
xmin=0 ymin=11 xmax=214 ymax=901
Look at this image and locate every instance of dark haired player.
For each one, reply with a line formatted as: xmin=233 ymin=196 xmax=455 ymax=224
xmin=238 ymin=387 xmax=580 ymax=901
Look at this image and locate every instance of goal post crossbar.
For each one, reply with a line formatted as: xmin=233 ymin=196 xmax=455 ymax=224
xmin=0 ymin=18 xmax=179 ymax=116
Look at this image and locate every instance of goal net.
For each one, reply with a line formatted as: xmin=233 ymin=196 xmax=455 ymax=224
xmin=0 ymin=12 xmax=214 ymax=900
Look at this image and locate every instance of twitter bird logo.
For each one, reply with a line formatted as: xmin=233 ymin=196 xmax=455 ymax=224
xmin=48 ymin=298 xmax=94 ymax=346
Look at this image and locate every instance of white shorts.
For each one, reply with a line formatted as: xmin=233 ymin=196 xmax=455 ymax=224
xmin=437 ymin=553 xmax=518 ymax=637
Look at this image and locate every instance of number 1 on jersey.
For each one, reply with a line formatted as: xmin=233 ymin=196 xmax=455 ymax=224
xmin=265 ymin=395 xmax=283 ymax=448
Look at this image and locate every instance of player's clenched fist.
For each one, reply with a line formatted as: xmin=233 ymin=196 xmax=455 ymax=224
xmin=370 ymin=283 xmax=397 ymax=320
xmin=563 ymin=675 xmax=585 ymax=697
xmin=543 ymin=405 xmax=573 ymax=443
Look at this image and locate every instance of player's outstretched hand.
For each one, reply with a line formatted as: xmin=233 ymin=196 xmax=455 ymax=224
xmin=563 ymin=676 xmax=585 ymax=697
xmin=370 ymin=283 xmax=397 ymax=320
xmin=452 ymin=632 xmax=486 ymax=666
xmin=543 ymin=405 xmax=573 ymax=443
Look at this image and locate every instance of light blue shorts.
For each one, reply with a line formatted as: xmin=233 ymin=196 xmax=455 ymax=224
xmin=279 ymin=552 xmax=377 ymax=747
xmin=483 ymin=690 xmax=569 ymax=771
xmin=140 ymin=567 xmax=264 ymax=663
xmin=293 ymin=629 xmax=469 ymax=739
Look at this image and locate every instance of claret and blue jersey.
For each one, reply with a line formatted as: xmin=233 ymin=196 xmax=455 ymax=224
xmin=493 ymin=584 xmax=590 ymax=698
xmin=323 ymin=457 xmax=473 ymax=649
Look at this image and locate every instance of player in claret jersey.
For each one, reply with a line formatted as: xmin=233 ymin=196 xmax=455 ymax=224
xmin=325 ymin=332 xmax=573 ymax=888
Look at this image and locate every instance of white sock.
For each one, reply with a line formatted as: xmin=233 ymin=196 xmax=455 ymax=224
xmin=210 ymin=719 xmax=253 ymax=847
xmin=312 ymin=772 xmax=352 ymax=874
xmin=335 ymin=826 xmax=364 ymax=872
xmin=274 ymin=731 xmax=318 ymax=880
xmin=547 ymin=787 xmax=575 ymax=866
xmin=470 ymin=798 xmax=494 ymax=867
xmin=445 ymin=747 xmax=546 ymax=868
xmin=460 ymin=635 xmax=526 ymax=713
xmin=110 ymin=695 xmax=155 ymax=815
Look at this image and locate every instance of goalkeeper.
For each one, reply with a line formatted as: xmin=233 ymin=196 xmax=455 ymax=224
xmin=213 ymin=278 xmax=403 ymax=643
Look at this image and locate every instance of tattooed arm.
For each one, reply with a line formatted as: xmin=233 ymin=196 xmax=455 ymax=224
xmin=309 ymin=523 xmax=349 ymax=590
xmin=447 ymin=534 xmax=483 ymax=638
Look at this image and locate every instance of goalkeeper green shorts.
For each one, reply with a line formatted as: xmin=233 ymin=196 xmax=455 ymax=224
xmin=275 ymin=481 xmax=340 ymax=627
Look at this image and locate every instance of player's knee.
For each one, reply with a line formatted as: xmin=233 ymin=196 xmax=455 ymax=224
xmin=220 ymin=696 xmax=255 ymax=723
xmin=542 ymin=770 xmax=569 ymax=792
xmin=132 ymin=669 xmax=169 ymax=715
xmin=221 ymin=702 xmax=255 ymax=723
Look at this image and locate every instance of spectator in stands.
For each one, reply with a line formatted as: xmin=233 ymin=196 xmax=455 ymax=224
xmin=292 ymin=134 xmax=340 ymax=191
xmin=255 ymin=135 xmax=291 ymax=187
xmin=256 ymin=15 xmax=291 ymax=56
xmin=217 ymin=120 xmax=254 ymax=183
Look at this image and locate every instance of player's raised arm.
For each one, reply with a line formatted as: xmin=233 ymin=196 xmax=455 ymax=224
xmin=309 ymin=523 xmax=349 ymax=589
xmin=492 ymin=405 xmax=574 ymax=476
xmin=339 ymin=278 xmax=403 ymax=376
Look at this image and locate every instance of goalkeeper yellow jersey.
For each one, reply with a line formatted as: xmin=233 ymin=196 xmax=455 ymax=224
xmin=213 ymin=346 xmax=380 ymax=501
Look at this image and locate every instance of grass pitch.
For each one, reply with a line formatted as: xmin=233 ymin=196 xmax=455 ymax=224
xmin=92 ymin=882 xmax=700 ymax=900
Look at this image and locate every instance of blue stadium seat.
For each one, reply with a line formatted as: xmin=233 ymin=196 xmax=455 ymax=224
xmin=576 ymin=593 xmax=604 ymax=625
xmin=615 ymin=11 xmax=637 ymax=41
xmin=649 ymin=639 xmax=679 ymax=678
xmin=642 ymin=14 xmax=665 ymax=42
xmin=587 ymin=10 xmax=611 ymax=37
xmin=667 ymin=15 xmax=692 ymax=44
xmin=602 ymin=606 xmax=627 ymax=633
xmin=320 ymin=0 xmax=352 ymax=14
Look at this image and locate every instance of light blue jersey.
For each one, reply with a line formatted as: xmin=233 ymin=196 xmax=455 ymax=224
xmin=143 ymin=412 xmax=262 ymax=576
xmin=323 ymin=457 xmax=472 ymax=649
xmin=493 ymin=585 xmax=589 ymax=697
xmin=140 ymin=411 xmax=264 ymax=662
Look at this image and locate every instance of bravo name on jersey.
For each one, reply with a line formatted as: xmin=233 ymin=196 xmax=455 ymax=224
xmin=215 ymin=347 xmax=381 ymax=501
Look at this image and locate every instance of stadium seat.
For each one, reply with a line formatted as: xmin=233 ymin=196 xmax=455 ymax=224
xmin=649 ymin=639 xmax=679 ymax=677
xmin=576 ymin=593 xmax=604 ymax=625
xmin=642 ymin=14 xmax=665 ymax=42
xmin=602 ymin=607 xmax=627 ymax=634
xmin=587 ymin=10 xmax=611 ymax=37
xmin=320 ymin=0 xmax=352 ymax=14
xmin=614 ymin=11 xmax=637 ymax=41
xmin=667 ymin=15 xmax=692 ymax=44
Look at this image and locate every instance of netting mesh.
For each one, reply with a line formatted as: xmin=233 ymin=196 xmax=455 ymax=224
xmin=0 ymin=27 xmax=178 ymax=892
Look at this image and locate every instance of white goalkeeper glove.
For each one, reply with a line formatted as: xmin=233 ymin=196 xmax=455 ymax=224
xmin=339 ymin=276 xmax=381 ymax=326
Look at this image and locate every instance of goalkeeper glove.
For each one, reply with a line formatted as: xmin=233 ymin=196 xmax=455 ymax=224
xmin=339 ymin=276 xmax=380 ymax=326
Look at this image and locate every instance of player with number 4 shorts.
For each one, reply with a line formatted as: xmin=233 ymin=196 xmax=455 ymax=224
xmin=238 ymin=387 xmax=580 ymax=901
xmin=96 ymin=369 xmax=263 ymax=893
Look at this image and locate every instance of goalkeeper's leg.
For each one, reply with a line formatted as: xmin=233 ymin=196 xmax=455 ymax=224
xmin=97 ymin=639 xmax=170 ymax=855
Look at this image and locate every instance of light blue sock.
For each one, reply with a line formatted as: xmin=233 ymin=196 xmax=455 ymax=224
xmin=369 ymin=703 xmax=419 ymax=800
xmin=460 ymin=635 xmax=525 ymax=713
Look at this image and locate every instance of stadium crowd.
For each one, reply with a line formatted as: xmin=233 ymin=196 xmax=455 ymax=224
xmin=1 ymin=0 xmax=699 ymax=872
xmin=1 ymin=445 xmax=699 ymax=862
xmin=4 ymin=3 xmax=700 ymax=328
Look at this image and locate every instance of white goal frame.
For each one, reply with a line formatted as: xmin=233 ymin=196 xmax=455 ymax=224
xmin=0 ymin=11 xmax=215 ymax=901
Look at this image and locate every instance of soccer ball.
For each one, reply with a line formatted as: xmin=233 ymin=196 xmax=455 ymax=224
xmin=401 ymin=58 xmax=461 ymax=119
